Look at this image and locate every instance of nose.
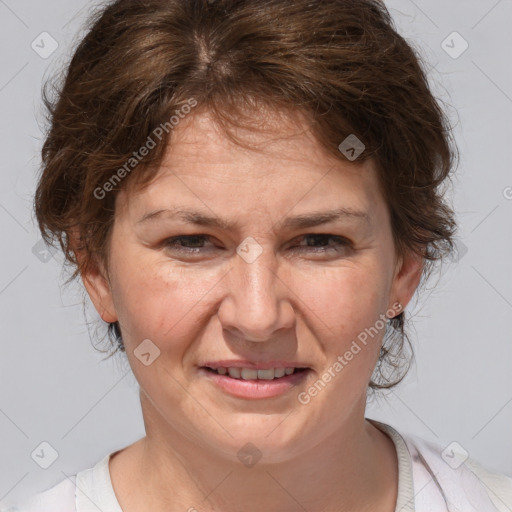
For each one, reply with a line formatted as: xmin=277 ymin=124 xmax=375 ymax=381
xmin=217 ymin=245 xmax=295 ymax=342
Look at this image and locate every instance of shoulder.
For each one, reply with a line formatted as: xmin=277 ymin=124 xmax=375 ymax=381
xmin=0 ymin=476 xmax=76 ymax=512
xmin=0 ymin=450 xmax=119 ymax=512
xmin=463 ymin=456 xmax=512 ymax=512
xmin=399 ymin=427 xmax=512 ymax=512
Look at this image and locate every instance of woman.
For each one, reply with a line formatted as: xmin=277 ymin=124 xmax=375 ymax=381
xmin=6 ymin=0 xmax=511 ymax=511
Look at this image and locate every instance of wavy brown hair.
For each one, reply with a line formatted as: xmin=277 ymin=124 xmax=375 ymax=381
xmin=34 ymin=0 xmax=457 ymax=392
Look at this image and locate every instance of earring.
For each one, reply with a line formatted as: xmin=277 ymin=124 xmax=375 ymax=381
xmin=387 ymin=302 xmax=403 ymax=319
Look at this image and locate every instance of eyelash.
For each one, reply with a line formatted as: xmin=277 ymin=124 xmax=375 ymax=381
xmin=163 ymin=234 xmax=352 ymax=255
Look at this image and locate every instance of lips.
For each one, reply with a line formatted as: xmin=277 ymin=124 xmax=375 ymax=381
xmin=199 ymin=364 xmax=312 ymax=399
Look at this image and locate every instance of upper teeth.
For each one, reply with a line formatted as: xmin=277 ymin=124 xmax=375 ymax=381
xmin=214 ymin=367 xmax=297 ymax=380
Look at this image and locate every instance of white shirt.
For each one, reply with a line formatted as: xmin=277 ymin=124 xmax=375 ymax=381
xmin=4 ymin=419 xmax=512 ymax=511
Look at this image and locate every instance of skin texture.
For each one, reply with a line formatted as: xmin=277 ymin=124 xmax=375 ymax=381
xmin=80 ymin=109 xmax=423 ymax=512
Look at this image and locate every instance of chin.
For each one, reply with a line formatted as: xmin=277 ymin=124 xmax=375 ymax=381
xmin=212 ymin=414 xmax=310 ymax=460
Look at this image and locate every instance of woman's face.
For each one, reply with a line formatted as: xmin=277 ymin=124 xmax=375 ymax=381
xmin=84 ymin=109 xmax=421 ymax=462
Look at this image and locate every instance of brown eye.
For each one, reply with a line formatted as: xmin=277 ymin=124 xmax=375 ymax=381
xmin=293 ymin=234 xmax=352 ymax=254
xmin=164 ymin=235 xmax=215 ymax=252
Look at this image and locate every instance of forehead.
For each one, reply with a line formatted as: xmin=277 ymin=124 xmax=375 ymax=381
xmin=116 ymin=109 xmax=384 ymax=226
xmin=167 ymin=108 xmax=333 ymax=166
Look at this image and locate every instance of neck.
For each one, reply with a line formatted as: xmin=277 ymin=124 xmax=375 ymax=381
xmin=117 ymin=394 xmax=398 ymax=512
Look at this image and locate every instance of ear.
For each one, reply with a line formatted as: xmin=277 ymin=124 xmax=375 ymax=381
xmin=389 ymin=249 xmax=423 ymax=312
xmin=69 ymin=228 xmax=118 ymax=324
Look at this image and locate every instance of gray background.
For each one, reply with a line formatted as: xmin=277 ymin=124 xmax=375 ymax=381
xmin=1 ymin=0 xmax=511 ymax=507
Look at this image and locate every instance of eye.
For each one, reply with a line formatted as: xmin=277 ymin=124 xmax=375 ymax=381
xmin=292 ymin=234 xmax=352 ymax=253
xmin=163 ymin=235 xmax=216 ymax=254
xmin=162 ymin=233 xmax=352 ymax=257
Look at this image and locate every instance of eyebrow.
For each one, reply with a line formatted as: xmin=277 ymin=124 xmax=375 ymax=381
xmin=136 ymin=207 xmax=371 ymax=231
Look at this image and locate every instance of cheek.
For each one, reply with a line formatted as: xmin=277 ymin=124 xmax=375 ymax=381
xmin=289 ymin=264 xmax=391 ymax=392
xmin=291 ymin=268 xmax=390 ymax=407
xmin=111 ymin=257 xmax=223 ymax=348
xmin=291 ymin=264 xmax=390 ymax=340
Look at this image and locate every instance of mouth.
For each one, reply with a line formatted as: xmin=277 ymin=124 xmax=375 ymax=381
xmin=198 ymin=365 xmax=312 ymax=399
xmin=201 ymin=366 xmax=309 ymax=380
